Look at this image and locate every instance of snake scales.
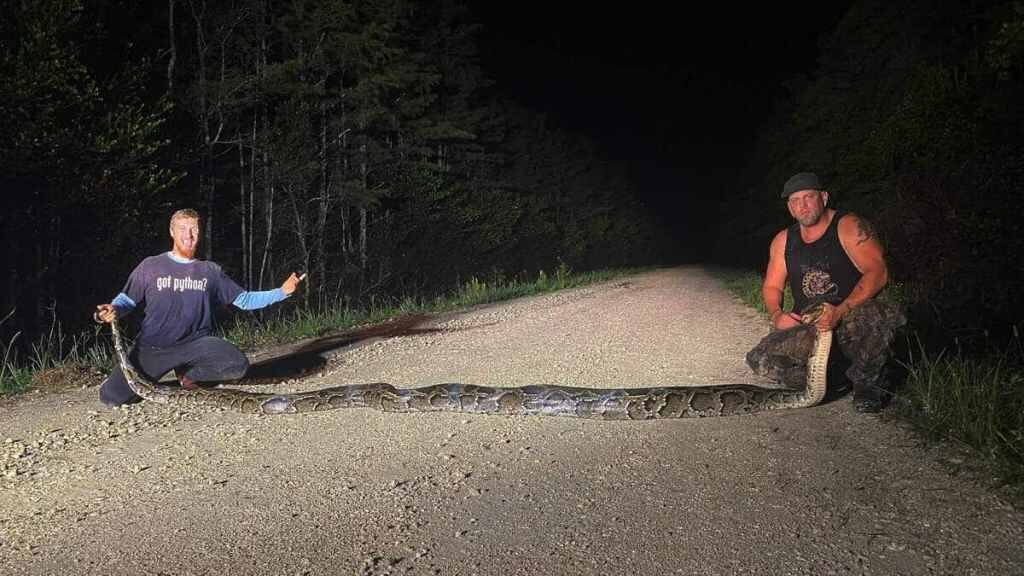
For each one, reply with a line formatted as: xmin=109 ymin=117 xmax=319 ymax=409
xmin=109 ymin=306 xmax=831 ymax=419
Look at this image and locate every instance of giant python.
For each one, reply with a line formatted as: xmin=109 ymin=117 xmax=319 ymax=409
xmin=108 ymin=305 xmax=831 ymax=419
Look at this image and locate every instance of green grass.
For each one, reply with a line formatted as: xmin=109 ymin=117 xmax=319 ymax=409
xmin=442 ymin=262 xmax=621 ymax=310
xmin=708 ymin=266 xmax=791 ymax=318
xmin=711 ymin=266 xmax=1024 ymax=502
xmin=224 ymin=263 xmax=640 ymax=349
xmin=1 ymin=309 xmax=32 ymax=394
xmin=0 ymin=320 xmax=114 ymax=395
xmin=893 ymin=334 xmax=1024 ymax=499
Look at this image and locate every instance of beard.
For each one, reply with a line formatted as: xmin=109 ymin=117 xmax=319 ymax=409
xmin=797 ymin=206 xmax=826 ymax=227
xmin=174 ymin=240 xmax=197 ymax=258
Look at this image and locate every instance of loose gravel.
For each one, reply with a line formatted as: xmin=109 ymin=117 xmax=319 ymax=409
xmin=0 ymin=266 xmax=1021 ymax=575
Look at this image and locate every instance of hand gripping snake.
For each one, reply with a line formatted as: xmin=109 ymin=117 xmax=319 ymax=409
xmin=108 ymin=306 xmax=831 ymax=419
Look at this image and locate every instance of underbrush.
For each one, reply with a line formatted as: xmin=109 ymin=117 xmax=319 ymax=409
xmin=894 ymin=334 xmax=1024 ymax=501
xmin=0 ymin=309 xmax=112 ymax=394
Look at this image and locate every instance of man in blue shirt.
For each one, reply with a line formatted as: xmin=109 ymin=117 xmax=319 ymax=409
xmin=93 ymin=208 xmax=305 ymax=407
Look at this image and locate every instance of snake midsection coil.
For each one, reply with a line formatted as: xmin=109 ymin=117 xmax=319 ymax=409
xmin=109 ymin=308 xmax=830 ymax=420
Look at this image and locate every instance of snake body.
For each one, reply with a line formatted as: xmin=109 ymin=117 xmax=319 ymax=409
xmin=109 ymin=308 xmax=832 ymax=419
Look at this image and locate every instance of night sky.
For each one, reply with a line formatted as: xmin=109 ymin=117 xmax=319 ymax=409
xmin=472 ymin=3 xmax=852 ymax=247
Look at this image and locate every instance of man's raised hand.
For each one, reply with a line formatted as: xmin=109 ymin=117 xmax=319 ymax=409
xmin=282 ymin=272 xmax=307 ymax=295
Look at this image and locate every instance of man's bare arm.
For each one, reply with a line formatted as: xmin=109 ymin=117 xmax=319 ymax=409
xmin=763 ymin=230 xmax=800 ymax=328
xmin=835 ymin=213 xmax=889 ymax=316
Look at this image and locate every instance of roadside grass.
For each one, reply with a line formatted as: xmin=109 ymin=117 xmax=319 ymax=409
xmin=1 ymin=264 xmax=645 ymax=395
xmin=224 ymin=263 xmax=638 ymax=349
xmin=710 ymin=267 xmax=792 ymax=316
xmin=0 ymin=310 xmax=33 ymax=394
xmin=0 ymin=307 xmax=115 ymax=395
xmin=710 ymin=267 xmax=1024 ymax=503
xmin=894 ymin=334 xmax=1024 ymax=501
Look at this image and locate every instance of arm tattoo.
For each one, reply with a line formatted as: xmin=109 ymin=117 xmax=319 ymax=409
xmin=855 ymin=217 xmax=877 ymax=245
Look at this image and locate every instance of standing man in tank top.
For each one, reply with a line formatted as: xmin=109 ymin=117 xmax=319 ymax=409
xmin=761 ymin=172 xmax=905 ymax=413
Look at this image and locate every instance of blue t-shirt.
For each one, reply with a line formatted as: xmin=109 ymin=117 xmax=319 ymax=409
xmin=119 ymin=253 xmax=246 ymax=347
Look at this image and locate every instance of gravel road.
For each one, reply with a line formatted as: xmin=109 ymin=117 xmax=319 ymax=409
xmin=1 ymin=266 xmax=1021 ymax=575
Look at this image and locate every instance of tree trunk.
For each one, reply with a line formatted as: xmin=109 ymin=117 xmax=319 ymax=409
xmin=167 ymin=0 xmax=176 ymax=94
xmin=360 ymin=135 xmax=368 ymax=272
xmin=359 ymin=207 xmax=367 ymax=272
xmin=257 ymin=25 xmax=271 ymax=289
xmin=192 ymin=0 xmax=214 ymax=259
xmin=249 ymin=112 xmax=257 ymax=288
xmin=288 ymin=186 xmax=311 ymax=306
xmin=339 ymin=128 xmax=349 ymax=261
xmin=316 ymin=90 xmax=328 ymax=299
xmin=259 ymin=177 xmax=274 ymax=290
xmin=339 ymin=91 xmax=350 ymax=261
xmin=259 ymin=106 xmax=274 ymax=290
xmin=204 ymin=151 xmax=214 ymax=261
xmin=239 ymin=133 xmax=247 ymax=285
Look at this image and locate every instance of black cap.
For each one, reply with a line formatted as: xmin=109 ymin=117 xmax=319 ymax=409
xmin=782 ymin=172 xmax=822 ymax=198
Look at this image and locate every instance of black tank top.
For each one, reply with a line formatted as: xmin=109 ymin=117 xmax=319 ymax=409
xmin=784 ymin=210 xmax=862 ymax=313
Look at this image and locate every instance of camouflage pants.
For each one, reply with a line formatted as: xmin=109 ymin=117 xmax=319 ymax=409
xmin=832 ymin=299 xmax=906 ymax=395
xmin=747 ymin=299 xmax=906 ymax=395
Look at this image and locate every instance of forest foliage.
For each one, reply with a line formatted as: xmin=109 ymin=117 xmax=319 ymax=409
xmin=3 ymin=0 xmax=1021 ymax=353
xmin=715 ymin=0 xmax=1024 ymax=346
xmin=0 ymin=0 xmax=672 ymax=345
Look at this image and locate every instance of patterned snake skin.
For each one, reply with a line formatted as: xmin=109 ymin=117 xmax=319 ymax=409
xmin=109 ymin=306 xmax=831 ymax=419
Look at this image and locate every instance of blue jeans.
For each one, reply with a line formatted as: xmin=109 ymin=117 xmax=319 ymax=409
xmin=99 ymin=336 xmax=248 ymax=406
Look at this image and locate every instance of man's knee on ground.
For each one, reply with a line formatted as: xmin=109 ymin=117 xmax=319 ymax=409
xmin=206 ymin=345 xmax=249 ymax=380
xmin=188 ymin=337 xmax=250 ymax=381
xmin=226 ymin=354 xmax=249 ymax=380
xmin=194 ymin=352 xmax=249 ymax=381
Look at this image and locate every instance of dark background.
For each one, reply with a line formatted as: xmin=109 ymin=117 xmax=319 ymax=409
xmin=472 ymin=3 xmax=852 ymax=252
xmin=2 ymin=0 xmax=1022 ymax=353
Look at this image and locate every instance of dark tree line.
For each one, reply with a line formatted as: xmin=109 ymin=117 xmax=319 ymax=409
xmin=0 ymin=0 xmax=672 ymax=346
xmin=714 ymin=0 xmax=1024 ymax=346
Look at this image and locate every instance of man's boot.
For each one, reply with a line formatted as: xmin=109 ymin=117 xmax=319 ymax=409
xmin=852 ymin=381 xmax=885 ymax=413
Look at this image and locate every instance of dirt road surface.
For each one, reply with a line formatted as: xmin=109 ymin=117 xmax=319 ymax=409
xmin=1 ymin=267 xmax=1021 ymax=575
